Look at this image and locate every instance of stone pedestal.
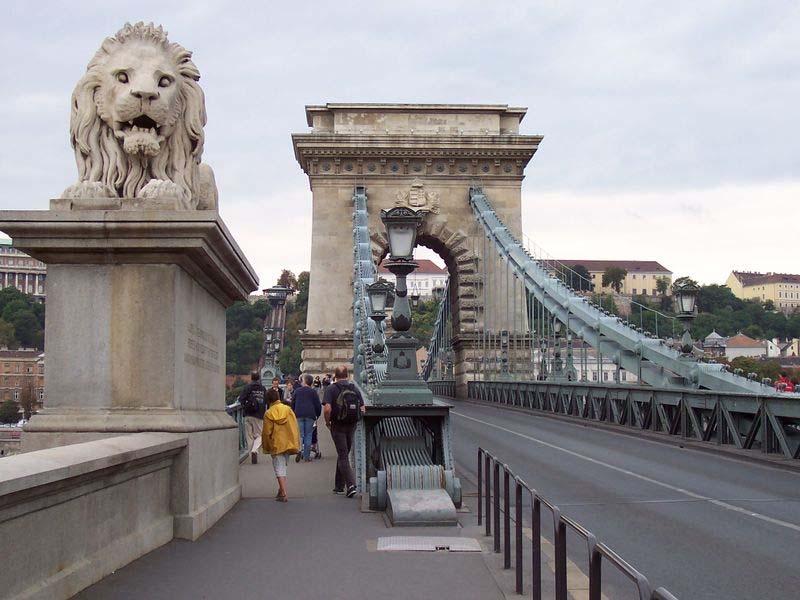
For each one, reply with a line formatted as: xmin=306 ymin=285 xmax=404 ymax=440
xmin=0 ymin=207 xmax=258 ymax=540
xmin=299 ymin=331 xmax=353 ymax=375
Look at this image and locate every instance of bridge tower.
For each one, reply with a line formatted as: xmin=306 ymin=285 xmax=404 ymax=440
xmin=293 ymin=104 xmax=541 ymax=396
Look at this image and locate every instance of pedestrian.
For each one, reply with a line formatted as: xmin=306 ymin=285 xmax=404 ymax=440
xmin=236 ymin=370 xmax=267 ymax=464
xmin=322 ymin=365 xmax=365 ymax=498
xmin=285 ymin=377 xmax=295 ymax=405
xmin=269 ymin=376 xmax=285 ymax=402
xmin=313 ymin=375 xmax=321 ymax=389
xmin=292 ymin=373 xmax=322 ymax=462
xmin=262 ymin=387 xmax=299 ymax=502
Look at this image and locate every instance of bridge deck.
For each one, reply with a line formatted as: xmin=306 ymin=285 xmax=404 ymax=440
xmin=76 ymin=426 xmax=508 ymax=600
xmin=451 ymin=397 xmax=800 ymax=599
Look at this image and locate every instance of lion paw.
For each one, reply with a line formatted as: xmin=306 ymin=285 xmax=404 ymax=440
xmin=139 ymin=179 xmax=182 ymax=199
xmin=62 ymin=181 xmax=116 ymax=199
xmin=138 ymin=179 xmax=196 ymax=210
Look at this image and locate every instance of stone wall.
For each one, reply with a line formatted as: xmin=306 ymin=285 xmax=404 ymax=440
xmin=0 ymin=433 xmax=188 ymax=600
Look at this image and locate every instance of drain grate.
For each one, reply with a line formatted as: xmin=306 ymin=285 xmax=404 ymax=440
xmin=377 ymin=536 xmax=481 ymax=553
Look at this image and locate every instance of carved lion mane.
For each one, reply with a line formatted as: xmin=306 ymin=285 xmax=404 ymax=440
xmin=63 ymin=22 xmax=217 ymax=209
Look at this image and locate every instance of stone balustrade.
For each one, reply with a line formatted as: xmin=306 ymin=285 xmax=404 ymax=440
xmin=0 ymin=433 xmax=188 ymax=599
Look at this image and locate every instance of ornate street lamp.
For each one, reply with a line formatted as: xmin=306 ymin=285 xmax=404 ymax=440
xmin=367 ymin=278 xmax=393 ymax=314
xmin=672 ymin=279 xmax=699 ymax=355
xmin=367 ymin=278 xmax=394 ymax=354
xmin=551 ymin=318 xmax=565 ymax=379
xmin=261 ymin=285 xmax=293 ymax=380
xmin=499 ymin=329 xmax=510 ymax=378
xmin=373 ymin=207 xmax=433 ymax=405
xmin=382 ymin=207 xmax=423 ymax=259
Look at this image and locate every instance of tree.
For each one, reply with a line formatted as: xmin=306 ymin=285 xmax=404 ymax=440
xmin=730 ymin=357 xmax=782 ymax=381
xmin=764 ymin=299 xmax=776 ymax=312
xmin=19 ymin=376 xmax=37 ymax=419
xmin=592 ymin=293 xmax=619 ymax=315
xmin=697 ymin=284 xmax=743 ymax=313
xmin=226 ymin=300 xmax=267 ymax=341
xmin=277 ymin=271 xmax=310 ymax=375
xmin=9 ymin=310 xmax=41 ymax=348
xmin=0 ymin=287 xmax=45 ymax=349
xmin=277 ymin=269 xmax=299 ymax=291
xmin=295 ymin=271 xmax=310 ymax=312
xmin=656 ymin=277 xmax=670 ymax=296
xmin=742 ymin=324 xmax=765 ymax=339
xmin=570 ymin=264 xmax=593 ymax=292
xmin=1 ymin=299 xmax=28 ymax=322
xmin=602 ymin=267 xmax=627 ymax=293
xmin=671 ymin=276 xmax=699 ymax=290
xmin=226 ymin=330 xmax=264 ymax=374
xmin=409 ymin=299 xmax=440 ymax=349
xmin=225 ymin=376 xmax=247 ymax=404
xmin=0 ymin=318 xmax=15 ymax=347
xmin=0 ymin=400 xmax=20 ymax=424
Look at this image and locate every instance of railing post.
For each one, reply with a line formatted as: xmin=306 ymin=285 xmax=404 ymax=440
xmin=477 ymin=448 xmax=483 ymax=526
xmin=515 ymin=479 xmax=523 ymax=595
xmin=588 ymin=535 xmax=601 ymax=600
xmin=493 ymin=460 xmax=501 ymax=553
xmin=554 ymin=510 xmax=567 ymax=600
xmin=485 ymin=454 xmax=491 ymax=537
xmin=532 ymin=494 xmax=541 ymax=600
xmin=503 ymin=467 xmax=511 ymax=569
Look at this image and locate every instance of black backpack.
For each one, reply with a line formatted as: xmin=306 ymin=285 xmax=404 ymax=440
xmin=332 ymin=383 xmax=360 ymax=425
xmin=241 ymin=384 xmax=265 ymax=414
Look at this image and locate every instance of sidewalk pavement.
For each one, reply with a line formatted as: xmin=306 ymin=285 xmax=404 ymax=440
xmin=77 ymin=421 xmax=509 ymax=600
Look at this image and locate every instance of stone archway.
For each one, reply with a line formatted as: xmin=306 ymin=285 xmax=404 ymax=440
xmin=292 ymin=103 xmax=541 ymax=389
xmin=369 ymin=216 xmax=481 ymax=339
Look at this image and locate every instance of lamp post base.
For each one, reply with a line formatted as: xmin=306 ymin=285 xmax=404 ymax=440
xmin=373 ymin=333 xmax=434 ymax=405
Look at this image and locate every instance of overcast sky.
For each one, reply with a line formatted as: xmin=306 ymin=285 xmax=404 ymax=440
xmin=1 ymin=1 xmax=797 ymax=285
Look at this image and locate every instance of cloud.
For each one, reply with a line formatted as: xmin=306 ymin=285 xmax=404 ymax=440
xmin=0 ymin=1 xmax=797 ymax=286
xmin=522 ymin=181 xmax=800 ymax=284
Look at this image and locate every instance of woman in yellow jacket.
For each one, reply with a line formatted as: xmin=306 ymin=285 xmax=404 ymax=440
xmin=261 ymin=387 xmax=299 ymax=502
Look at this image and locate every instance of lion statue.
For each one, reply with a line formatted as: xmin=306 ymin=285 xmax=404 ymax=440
xmin=62 ymin=22 xmax=217 ymax=210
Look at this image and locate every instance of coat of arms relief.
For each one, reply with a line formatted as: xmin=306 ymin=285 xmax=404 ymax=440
xmin=395 ymin=178 xmax=441 ymax=214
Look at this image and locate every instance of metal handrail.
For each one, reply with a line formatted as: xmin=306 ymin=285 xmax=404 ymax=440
xmin=477 ymin=446 xmax=679 ymax=600
xmin=470 ymin=380 xmax=800 ymax=460
xmin=351 ymin=185 xmax=386 ymax=394
xmin=470 ymin=186 xmax=780 ymax=395
xmin=225 ymin=401 xmax=249 ymax=462
xmin=421 ymin=279 xmax=451 ymax=380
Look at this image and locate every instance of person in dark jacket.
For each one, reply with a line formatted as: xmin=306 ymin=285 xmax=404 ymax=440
xmin=291 ymin=373 xmax=322 ymax=462
xmin=237 ymin=371 xmax=267 ymax=464
xmin=323 ymin=366 xmax=364 ymax=497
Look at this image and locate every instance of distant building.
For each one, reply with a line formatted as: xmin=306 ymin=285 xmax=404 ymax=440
xmin=553 ymin=260 xmax=672 ymax=297
xmin=724 ymin=333 xmax=779 ymax=360
xmin=0 ymin=238 xmax=46 ymax=302
xmin=726 ymin=271 xmax=800 ymax=314
xmin=702 ymin=330 xmax=727 ymax=358
xmin=530 ymin=348 xmax=638 ymax=384
xmin=0 ymin=348 xmax=45 ymax=410
xmin=780 ymin=339 xmax=799 ymax=358
xmin=377 ymin=259 xmax=448 ymax=300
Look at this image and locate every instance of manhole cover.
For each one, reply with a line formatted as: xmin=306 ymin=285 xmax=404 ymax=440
xmin=377 ymin=536 xmax=481 ymax=552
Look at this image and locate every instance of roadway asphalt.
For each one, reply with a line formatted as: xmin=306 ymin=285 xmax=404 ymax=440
xmin=449 ymin=399 xmax=800 ymax=600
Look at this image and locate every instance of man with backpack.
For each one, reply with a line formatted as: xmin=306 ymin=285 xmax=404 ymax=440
xmin=237 ymin=371 xmax=267 ymax=464
xmin=322 ymin=365 xmax=365 ymax=498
